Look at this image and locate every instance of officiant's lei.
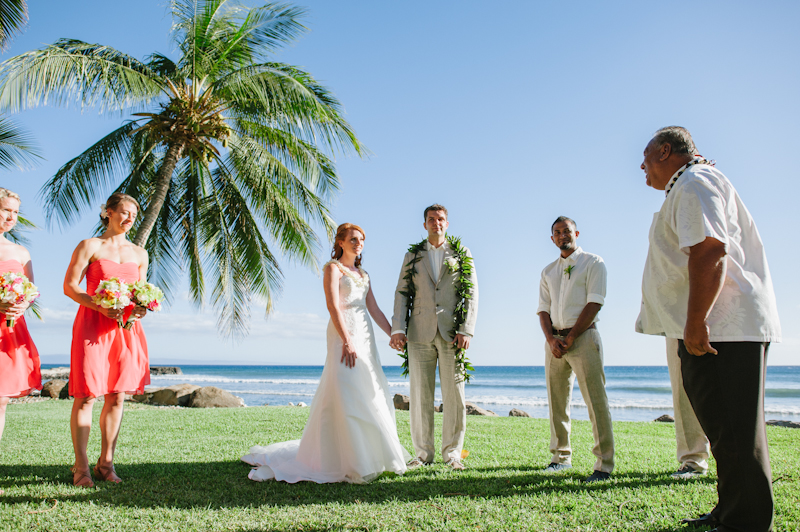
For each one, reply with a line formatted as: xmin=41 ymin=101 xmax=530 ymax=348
xmin=398 ymin=235 xmax=476 ymax=383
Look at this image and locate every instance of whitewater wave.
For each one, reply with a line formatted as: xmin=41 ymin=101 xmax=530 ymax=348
xmin=150 ymin=374 xmax=320 ymax=385
xmin=235 ymin=390 xmax=316 ymax=397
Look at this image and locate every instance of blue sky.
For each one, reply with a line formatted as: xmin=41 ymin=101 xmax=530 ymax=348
xmin=4 ymin=0 xmax=799 ymax=366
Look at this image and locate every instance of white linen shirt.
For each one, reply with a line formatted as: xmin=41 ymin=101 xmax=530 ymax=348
xmin=636 ymin=162 xmax=781 ymax=342
xmin=537 ymin=247 xmax=607 ymax=330
xmin=427 ymin=240 xmax=447 ymax=282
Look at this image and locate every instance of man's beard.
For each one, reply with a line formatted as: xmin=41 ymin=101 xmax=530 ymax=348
xmin=559 ymin=243 xmax=573 ymax=251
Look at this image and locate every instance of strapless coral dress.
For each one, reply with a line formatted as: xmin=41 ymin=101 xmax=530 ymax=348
xmin=69 ymin=260 xmax=149 ymax=398
xmin=0 ymin=259 xmax=42 ymax=397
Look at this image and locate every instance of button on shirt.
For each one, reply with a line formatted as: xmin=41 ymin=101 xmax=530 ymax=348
xmin=636 ymin=162 xmax=781 ymax=342
xmin=537 ymin=247 xmax=607 ymax=330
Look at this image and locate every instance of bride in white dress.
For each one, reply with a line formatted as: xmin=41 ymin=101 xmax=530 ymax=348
xmin=242 ymin=223 xmax=410 ymax=483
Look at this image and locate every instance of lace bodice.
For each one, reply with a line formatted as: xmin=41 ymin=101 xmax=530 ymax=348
xmin=326 ymin=260 xmax=369 ymax=308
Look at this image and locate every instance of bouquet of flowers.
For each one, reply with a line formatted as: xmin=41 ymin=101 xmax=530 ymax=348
xmin=124 ymin=280 xmax=164 ymax=329
xmin=92 ymin=277 xmax=133 ymax=328
xmin=0 ymin=271 xmax=40 ymax=328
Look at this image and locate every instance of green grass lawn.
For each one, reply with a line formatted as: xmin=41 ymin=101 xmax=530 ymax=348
xmin=1 ymin=400 xmax=798 ymax=531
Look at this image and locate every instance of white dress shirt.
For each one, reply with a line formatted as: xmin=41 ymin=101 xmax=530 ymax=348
xmin=427 ymin=240 xmax=447 ymax=281
xmin=636 ymin=162 xmax=781 ymax=342
xmin=537 ymin=247 xmax=607 ymax=330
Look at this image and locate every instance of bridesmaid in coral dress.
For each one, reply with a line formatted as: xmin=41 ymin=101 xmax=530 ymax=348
xmin=0 ymin=188 xmax=42 ymax=495
xmin=64 ymin=193 xmax=150 ymax=488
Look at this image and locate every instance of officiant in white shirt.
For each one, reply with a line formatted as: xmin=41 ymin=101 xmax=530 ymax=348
xmin=537 ymin=216 xmax=614 ymax=483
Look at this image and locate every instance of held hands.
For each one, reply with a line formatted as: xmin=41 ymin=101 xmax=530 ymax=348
xmin=453 ymin=333 xmax=471 ymax=350
xmin=684 ymin=318 xmax=718 ymax=356
xmin=341 ymin=341 xmax=358 ymax=368
xmin=547 ymin=336 xmax=569 ymax=359
xmin=389 ymin=333 xmax=407 ymax=351
xmin=0 ymin=301 xmax=27 ymax=320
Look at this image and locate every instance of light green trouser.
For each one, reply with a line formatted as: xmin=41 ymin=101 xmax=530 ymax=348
xmin=545 ymin=328 xmax=615 ymax=473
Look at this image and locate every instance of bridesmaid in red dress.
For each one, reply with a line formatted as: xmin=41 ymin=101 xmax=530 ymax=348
xmin=0 ymin=188 xmax=42 ymax=495
xmin=64 ymin=192 xmax=149 ymax=488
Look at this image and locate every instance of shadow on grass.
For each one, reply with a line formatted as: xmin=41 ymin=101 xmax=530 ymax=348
xmin=0 ymin=460 xmax=716 ymax=511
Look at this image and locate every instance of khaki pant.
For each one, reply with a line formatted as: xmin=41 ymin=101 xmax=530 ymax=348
xmin=666 ymin=338 xmax=709 ymax=472
xmin=408 ymin=331 xmax=466 ymax=463
xmin=545 ymin=328 xmax=614 ymax=473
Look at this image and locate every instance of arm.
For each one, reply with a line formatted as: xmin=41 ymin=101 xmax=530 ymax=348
xmin=539 ymin=311 xmax=567 ymax=358
xmin=563 ymin=303 xmax=602 ymax=351
xmin=455 ymin=248 xmax=479 ymax=349
xmin=323 ymin=263 xmax=357 ymax=368
xmin=366 ymin=284 xmax=392 ymax=337
xmin=63 ymin=240 xmax=121 ymax=320
xmin=390 ymin=253 xmax=412 ymax=351
xmin=128 ymin=247 xmax=151 ymax=323
xmin=684 ymin=237 xmax=727 ymax=356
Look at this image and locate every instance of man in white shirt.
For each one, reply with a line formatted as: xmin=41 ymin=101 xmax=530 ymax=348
xmin=537 ymin=217 xmax=614 ymax=482
xmin=390 ymin=204 xmax=478 ymax=470
xmin=637 ymin=126 xmax=780 ymax=532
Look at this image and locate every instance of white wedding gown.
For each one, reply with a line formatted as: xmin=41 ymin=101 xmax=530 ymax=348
xmin=242 ymin=260 xmax=410 ymax=483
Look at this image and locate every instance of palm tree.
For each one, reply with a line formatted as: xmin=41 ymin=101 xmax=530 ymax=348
xmin=0 ymin=0 xmax=27 ymax=50
xmin=0 ymin=0 xmax=365 ymax=336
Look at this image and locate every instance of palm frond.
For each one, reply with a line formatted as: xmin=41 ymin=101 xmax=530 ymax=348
xmin=0 ymin=0 xmax=27 ymax=50
xmin=0 ymin=39 xmax=163 ymax=113
xmin=38 ymin=122 xmax=148 ymax=229
xmin=0 ymin=115 xmax=40 ymax=170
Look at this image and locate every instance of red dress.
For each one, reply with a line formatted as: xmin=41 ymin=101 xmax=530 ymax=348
xmin=0 ymin=259 xmax=42 ymax=397
xmin=69 ymin=260 xmax=149 ymax=398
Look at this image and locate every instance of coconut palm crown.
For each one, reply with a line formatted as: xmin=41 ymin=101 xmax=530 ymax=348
xmin=0 ymin=0 xmax=366 ymax=336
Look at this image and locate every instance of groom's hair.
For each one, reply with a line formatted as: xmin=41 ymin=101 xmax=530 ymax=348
xmin=551 ymin=216 xmax=576 ymax=232
xmin=423 ymin=204 xmax=448 ymax=220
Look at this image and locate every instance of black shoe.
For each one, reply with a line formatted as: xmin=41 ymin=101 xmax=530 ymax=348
xmin=583 ymin=470 xmax=610 ymax=483
xmin=681 ymin=513 xmax=717 ymax=528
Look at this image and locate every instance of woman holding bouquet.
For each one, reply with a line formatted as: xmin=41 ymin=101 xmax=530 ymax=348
xmin=64 ymin=192 xmax=149 ymax=487
xmin=0 ymin=188 xmax=42 ymax=494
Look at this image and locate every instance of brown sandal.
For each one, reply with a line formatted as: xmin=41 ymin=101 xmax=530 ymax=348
xmin=93 ymin=461 xmax=122 ymax=483
xmin=70 ymin=466 xmax=95 ymax=488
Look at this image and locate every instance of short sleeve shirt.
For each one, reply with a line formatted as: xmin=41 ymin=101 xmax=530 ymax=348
xmin=636 ymin=163 xmax=781 ymax=342
xmin=538 ymin=247 xmax=607 ymax=330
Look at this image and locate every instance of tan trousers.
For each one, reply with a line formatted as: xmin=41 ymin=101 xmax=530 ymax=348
xmin=545 ymin=328 xmax=615 ymax=473
xmin=666 ymin=338 xmax=709 ymax=472
xmin=408 ymin=331 xmax=466 ymax=463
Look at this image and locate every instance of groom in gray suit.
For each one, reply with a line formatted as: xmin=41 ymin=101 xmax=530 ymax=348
xmin=390 ymin=204 xmax=479 ymax=470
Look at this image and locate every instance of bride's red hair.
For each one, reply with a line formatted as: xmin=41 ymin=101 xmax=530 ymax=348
xmin=332 ymin=223 xmax=365 ymax=267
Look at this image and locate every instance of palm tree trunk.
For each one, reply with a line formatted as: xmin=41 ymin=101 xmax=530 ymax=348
xmin=133 ymin=141 xmax=184 ymax=247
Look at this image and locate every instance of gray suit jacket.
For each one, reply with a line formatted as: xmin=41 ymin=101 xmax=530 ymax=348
xmin=391 ymin=242 xmax=478 ymax=343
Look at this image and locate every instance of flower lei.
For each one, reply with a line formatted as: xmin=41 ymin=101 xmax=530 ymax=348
xmin=665 ymin=157 xmax=715 ymax=197
xmin=398 ymin=235 xmax=476 ymax=383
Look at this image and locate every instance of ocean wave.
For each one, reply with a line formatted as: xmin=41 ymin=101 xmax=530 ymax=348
xmin=235 ymin=390 xmax=316 ymax=397
xmin=150 ymin=374 xmax=320 ymax=385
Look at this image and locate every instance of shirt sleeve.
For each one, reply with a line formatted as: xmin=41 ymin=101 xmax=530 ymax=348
xmin=537 ymin=267 xmax=551 ymax=315
xmin=674 ymin=178 xmax=729 ymax=254
xmin=586 ymin=258 xmax=607 ymax=306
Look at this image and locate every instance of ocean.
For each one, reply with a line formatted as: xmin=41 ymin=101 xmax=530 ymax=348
xmin=135 ymin=365 xmax=800 ymax=423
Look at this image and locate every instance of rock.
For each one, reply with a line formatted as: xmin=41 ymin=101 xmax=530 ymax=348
xmin=150 ymin=384 xmax=201 ymax=406
xmin=150 ymin=366 xmax=182 ymax=375
xmin=767 ymin=420 xmax=800 ymax=429
xmin=41 ymin=367 xmax=70 ymax=380
xmin=132 ymin=387 xmax=164 ymax=404
xmin=393 ymin=394 xmax=410 ymax=411
xmin=41 ymin=379 xmax=68 ymax=398
xmin=297 ymin=402 xmax=307 ymax=407
xmin=654 ymin=414 xmax=675 ymax=423
xmin=466 ymin=402 xmax=497 ymax=416
xmin=59 ymin=383 xmax=71 ymax=400
xmin=508 ymin=408 xmax=530 ymax=417
xmin=187 ymin=386 xmax=244 ymax=408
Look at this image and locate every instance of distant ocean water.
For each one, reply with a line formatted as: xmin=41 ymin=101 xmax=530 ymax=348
xmin=128 ymin=365 xmax=800 ymax=423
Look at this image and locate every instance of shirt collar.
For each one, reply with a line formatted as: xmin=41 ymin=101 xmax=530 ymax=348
xmin=559 ymin=246 xmax=583 ymax=263
xmin=664 ymin=156 xmax=712 ymax=197
xmin=426 ymin=240 xmax=449 ymax=252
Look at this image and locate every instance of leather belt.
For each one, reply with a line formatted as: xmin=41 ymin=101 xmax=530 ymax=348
xmin=552 ymin=323 xmax=595 ymax=337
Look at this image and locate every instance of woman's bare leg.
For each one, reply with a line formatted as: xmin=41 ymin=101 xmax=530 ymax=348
xmin=98 ymin=393 xmax=125 ymax=469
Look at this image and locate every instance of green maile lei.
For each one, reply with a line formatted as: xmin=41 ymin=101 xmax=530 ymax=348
xmin=398 ymin=235 xmax=476 ymax=383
